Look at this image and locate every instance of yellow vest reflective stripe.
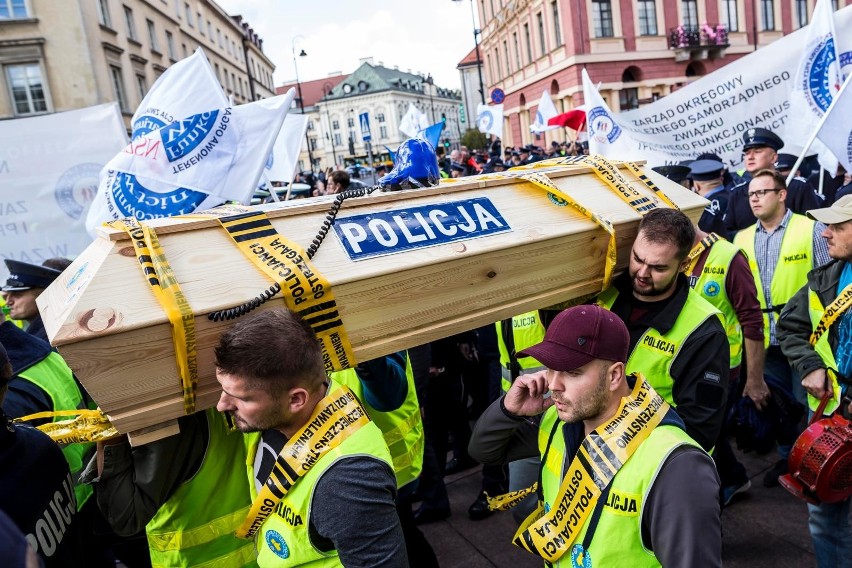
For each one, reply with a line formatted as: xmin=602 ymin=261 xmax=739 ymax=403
xmin=807 ymin=290 xmax=843 ymax=414
xmin=690 ymin=240 xmax=745 ymax=368
xmin=734 ymin=213 xmax=815 ymax=347
xmin=146 ymin=408 xmax=257 ymax=568
xmin=246 ymin=381 xmax=392 ymax=567
xmin=537 ymin=406 xmax=700 ymax=567
xmin=17 ymin=352 xmax=94 ymax=510
xmin=496 ymin=311 xmax=547 ymax=392
xmin=598 ymin=287 xmax=723 ymax=406
xmin=330 ymin=355 xmax=424 ymax=488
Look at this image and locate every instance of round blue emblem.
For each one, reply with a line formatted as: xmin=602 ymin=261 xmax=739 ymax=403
xmin=131 ymin=115 xmax=168 ymax=139
xmin=478 ymin=110 xmax=494 ymax=132
xmin=265 ymin=530 xmax=290 ymax=559
xmin=570 ymin=543 xmax=592 ymax=568
xmin=54 ymin=163 xmax=102 ymax=220
xmin=703 ymin=281 xmax=721 ymax=297
xmin=804 ymin=37 xmax=838 ymax=113
xmin=109 ymin=172 xmax=207 ymax=219
xmin=161 ymin=110 xmax=220 ymax=162
xmin=588 ymin=106 xmax=621 ymax=144
xmin=491 ymin=88 xmax=505 ymax=104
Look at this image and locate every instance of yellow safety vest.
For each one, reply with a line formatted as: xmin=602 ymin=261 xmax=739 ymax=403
xmin=145 ymin=409 xmax=258 ymax=568
xmin=496 ymin=311 xmax=546 ymax=392
xmin=597 ymin=287 xmax=724 ymax=406
xmin=331 ymin=355 xmax=424 ymax=489
xmin=734 ymin=213 xmax=815 ymax=347
xmin=807 ymin=290 xmax=844 ymax=415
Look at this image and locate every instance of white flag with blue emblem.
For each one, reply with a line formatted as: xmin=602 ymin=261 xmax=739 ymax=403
xmin=476 ymin=103 xmax=503 ymax=138
xmin=264 ymin=113 xmax=309 ymax=182
xmin=530 ymin=90 xmax=559 ymax=133
xmin=816 ymin=74 xmax=852 ymax=172
xmin=399 ymin=103 xmax=429 ymax=139
xmin=582 ymin=69 xmax=644 ymax=160
xmin=86 ymin=90 xmax=296 ymax=234
xmin=786 ymin=0 xmax=843 ymax=173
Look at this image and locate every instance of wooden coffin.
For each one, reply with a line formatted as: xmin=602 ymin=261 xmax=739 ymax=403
xmin=37 ymin=160 xmax=708 ymax=443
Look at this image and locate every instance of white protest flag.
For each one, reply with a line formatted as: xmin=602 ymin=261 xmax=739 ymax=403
xmin=0 ymin=103 xmax=127 ymax=280
xmin=785 ymin=0 xmax=843 ymax=173
xmin=530 ymin=90 xmax=559 ymax=133
xmin=87 ymin=90 xmax=296 ymax=234
xmin=399 ymin=103 xmax=429 ymax=138
xmin=132 ymin=48 xmax=227 ymax=139
xmin=265 ymin=113 xmax=309 ymax=182
xmin=476 ymin=103 xmax=503 ymax=138
xmin=582 ymin=69 xmax=644 ymax=161
xmin=816 ymin=74 xmax=852 ymax=172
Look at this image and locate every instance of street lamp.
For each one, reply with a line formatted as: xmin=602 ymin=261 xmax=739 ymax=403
xmin=322 ymin=81 xmax=338 ymax=168
xmin=425 ymin=74 xmax=436 ymax=123
xmin=292 ymin=36 xmax=314 ymax=174
xmin=452 ymin=0 xmax=485 ymax=104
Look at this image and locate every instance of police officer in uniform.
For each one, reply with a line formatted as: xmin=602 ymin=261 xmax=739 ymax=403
xmin=724 ymin=127 xmax=823 ymax=235
xmin=689 ymin=159 xmax=730 ymax=238
xmin=651 ymin=164 xmax=691 ymax=189
xmin=1 ymin=259 xmax=62 ymax=342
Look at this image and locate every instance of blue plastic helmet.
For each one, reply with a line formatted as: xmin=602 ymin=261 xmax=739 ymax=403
xmin=378 ymin=138 xmax=440 ymax=190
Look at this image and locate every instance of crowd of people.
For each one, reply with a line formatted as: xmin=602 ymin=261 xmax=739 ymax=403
xmin=2 ymin=123 xmax=852 ymax=567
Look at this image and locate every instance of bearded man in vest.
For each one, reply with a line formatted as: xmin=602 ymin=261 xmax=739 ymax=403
xmin=777 ymin=194 xmax=852 ymax=568
xmin=596 ymin=208 xmax=729 ymax=451
xmin=734 ymin=168 xmax=831 ymax=487
xmin=469 ymin=305 xmax=722 ymax=567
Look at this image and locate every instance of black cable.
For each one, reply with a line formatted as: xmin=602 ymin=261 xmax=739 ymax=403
xmin=207 ymin=184 xmax=379 ymax=322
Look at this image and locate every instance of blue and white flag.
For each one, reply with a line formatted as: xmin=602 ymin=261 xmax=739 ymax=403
xmin=530 ymin=90 xmax=559 ymax=134
xmin=582 ymin=69 xmax=643 ymax=161
xmin=816 ymin=74 xmax=852 ymax=172
xmin=476 ymin=103 xmax=503 ymax=138
xmin=86 ymin=90 xmax=296 ymax=233
xmin=265 ymin=113 xmax=309 ymax=182
xmin=132 ymin=48 xmax=227 ymax=140
xmin=399 ymin=103 xmax=429 ymax=139
xmin=786 ymin=0 xmax=843 ymax=173
xmin=417 ymin=121 xmax=445 ymax=151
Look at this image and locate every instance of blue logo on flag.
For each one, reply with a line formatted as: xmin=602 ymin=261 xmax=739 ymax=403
xmin=805 ymin=37 xmax=839 ymax=113
xmin=333 ymin=197 xmax=512 ymax=261
xmin=161 ymin=111 xmax=220 ymax=161
xmin=478 ymin=111 xmax=494 ymax=131
xmin=109 ymin=172 xmax=207 ymax=219
xmin=588 ymin=106 xmax=621 ymax=144
xmin=265 ymin=530 xmax=290 ymax=559
xmin=131 ymin=115 xmax=168 ymax=140
xmin=54 ymin=163 xmax=102 ymax=220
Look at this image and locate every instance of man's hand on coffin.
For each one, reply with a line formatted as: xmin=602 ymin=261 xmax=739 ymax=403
xmin=503 ymin=371 xmax=554 ymax=417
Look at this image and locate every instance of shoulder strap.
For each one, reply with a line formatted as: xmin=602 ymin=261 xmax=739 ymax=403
xmin=501 ymin=318 xmax=521 ymax=380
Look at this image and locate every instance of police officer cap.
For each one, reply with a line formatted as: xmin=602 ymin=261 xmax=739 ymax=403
xmin=2 ymin=259 xmax=62 ymax=292
xmin=689 ymin=159 xmax=725 ymax=181
xmin=742 ymin=127 xmax=783 ymax=151
xmin=519 ymin=146 xmax=531 ymax=154
xmin=652 ymin=165 xmax=691 ymax=183
xmin=775 ymin=153 xmax=799 ymax=171
xmin=487 ymin=158 xmax=505 ymax=169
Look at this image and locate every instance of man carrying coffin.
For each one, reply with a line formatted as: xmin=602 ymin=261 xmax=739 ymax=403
xmin=469 ymin=305 xmax=722 ymax=567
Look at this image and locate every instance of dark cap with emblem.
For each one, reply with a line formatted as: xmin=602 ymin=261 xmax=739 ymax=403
xmin=518 ymin=305 xmax=629 ymax=371
xmin=652 ymin=165 xmax=691 ymax=183
xmin=1 ymin=260 xmax=62 ymax=292
xmin=742 ymin=127 xmax=784 ymax=151
xmin=775 ymin=153 xmax=799 ymax=171
xmin=689 ymin=159 xmax=726 ymax=181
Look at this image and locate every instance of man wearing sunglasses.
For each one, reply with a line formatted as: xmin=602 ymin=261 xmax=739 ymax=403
xmin=733 ymin=169 xmax=830 ymax=487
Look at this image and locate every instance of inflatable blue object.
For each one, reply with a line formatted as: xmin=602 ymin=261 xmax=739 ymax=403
xmin=378 ymin=138 xmax=440 ymax=189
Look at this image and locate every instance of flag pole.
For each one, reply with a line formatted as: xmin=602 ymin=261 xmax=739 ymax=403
xmin=786 ymin=73 xmax=852 ymax=186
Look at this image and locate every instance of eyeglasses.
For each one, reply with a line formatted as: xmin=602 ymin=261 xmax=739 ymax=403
xmin=747 ymin=188 xmax=782 ymax=198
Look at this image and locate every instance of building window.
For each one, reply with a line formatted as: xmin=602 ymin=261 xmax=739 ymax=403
xmin=795 ymin=0 xmax=808 ymax=28
xmin=682 ymin=0 xmax=698 ymax=27
xmin=174 ymin=0 xmax=180 ymax=19
xmin=332 ymin=120 xmax=340 ymax=130
xmin=619 ymin=87 xmax=639 ymax=110
xmin=136 ymin=74 xmax=147 ymax=100
xmin=637 ymin=0 xmax=657 ymax=35
xmin=347 ymin=117 xmax=355 ymax=128
xmin=182 ymin=42 xmax=187 ymax=58
xmin=537 ymin=12 xmax=546 ymax=54
xmin=552 ymin=1 xmax=562 ymax=46
xmin=513 ymin=32 xmax=521 ymax=69
xmin=97 ymin=0 xmax=112 ymax=27
xmin=6 ymin=63 xmax=47 ymax=115
xmin=524 ymin=23 xmax=532 ymax=63
xmin=760 ymin=0 xmax=775 ymax=30
xmin=377 ymin=113 xmax=385 ymax=123
xmin=124 ymin=6 xmax=137 ymax=41
xmin=217 ymin=28 xmax=223 ymax=48
xmin=591 ymin=0 xmax=614 ymax=38
xmin=110 ymin=65 xmax=129 ymax=112
xmin=379 ymin=126 xmax=387 ymax=139
xmin=503 ymin=40 xmax=511 ymax=74
xmin=720 ymin=0 xmax=738 ymax=31
xmin=208 ymin=21 xmax=213 ymax=39
xmin=333 ymin=133 xmax=342 ymax=146
xmin=198 ymin=13 xmax=203 ymax=33
xmin=147 ymin=20 xmax=160 ymax=52
xmin=0 ymin=0 xmax=29 ymax=19
xmin=185 ymin=2 xmax=192 ymax=25
xmin=166 ymin=31 xmax=176 ymax=59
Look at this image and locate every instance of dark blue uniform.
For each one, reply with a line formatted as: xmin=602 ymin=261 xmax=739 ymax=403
xmin=697 ymin=186 xmax=729 ymax=237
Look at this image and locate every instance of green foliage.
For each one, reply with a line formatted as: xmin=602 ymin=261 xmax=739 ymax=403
xmin=460 ymin=128 xmax=488 ymax=151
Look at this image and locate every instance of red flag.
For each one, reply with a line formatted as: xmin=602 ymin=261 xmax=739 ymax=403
xmin=548 ymin=109 xmax=586 ymax=130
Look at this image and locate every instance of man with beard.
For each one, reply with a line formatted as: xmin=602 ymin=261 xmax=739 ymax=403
xmin=596 ymin=208 xmax=730 ymax=451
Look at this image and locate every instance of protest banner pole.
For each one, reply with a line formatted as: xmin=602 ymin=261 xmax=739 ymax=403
xmin=785 ymin=73 xmax=852 ymax=187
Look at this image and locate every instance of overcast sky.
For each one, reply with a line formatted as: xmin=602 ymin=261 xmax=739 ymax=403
xmin=215 ymin=0 xmax=479 ymax=91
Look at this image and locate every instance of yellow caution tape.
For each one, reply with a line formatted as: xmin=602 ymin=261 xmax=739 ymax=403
xmin=570 ymin=155 xmax=659 ymax=215
xmin=621 ymin=161 xmax=680 ymax=209
xmin=108 ymin=218 xmax=199 ymax=414
xmin=486 ymin=483 xmax=539 ymax=511
xmin=15 ymin=409 xmax=120 ymax=444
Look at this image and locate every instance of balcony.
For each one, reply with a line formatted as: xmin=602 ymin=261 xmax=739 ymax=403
xmin=669 ymin=24 xmax=729 ymax=62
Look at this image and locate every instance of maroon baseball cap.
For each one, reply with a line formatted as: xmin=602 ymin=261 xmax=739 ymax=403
xmin=518 ymin=305 xmax=629 ymax=371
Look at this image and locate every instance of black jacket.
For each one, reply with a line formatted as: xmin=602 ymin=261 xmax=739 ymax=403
xmin=724 ymin=175 xmax=823 ymax=236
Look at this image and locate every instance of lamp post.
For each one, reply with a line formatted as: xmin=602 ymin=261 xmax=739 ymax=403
xmin=425 ymin=74 xmax=436 ymax=123
xmin=452 ymin=0 xmax=485 ymax=104
xmin=292 ymin=36 xmax=314 ymax=174
xmin=321 ymin=81 xmax=338 ymax=169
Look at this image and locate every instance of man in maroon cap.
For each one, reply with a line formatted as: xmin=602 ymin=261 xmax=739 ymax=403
xmin=469 ymin=305 xmax=721 ymax=567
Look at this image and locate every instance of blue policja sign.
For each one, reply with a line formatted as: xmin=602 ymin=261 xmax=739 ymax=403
xmin=359 ymin=112 xmax=371 ymax=142
xmin=333 ymin=197 xmax=511 ymax=261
